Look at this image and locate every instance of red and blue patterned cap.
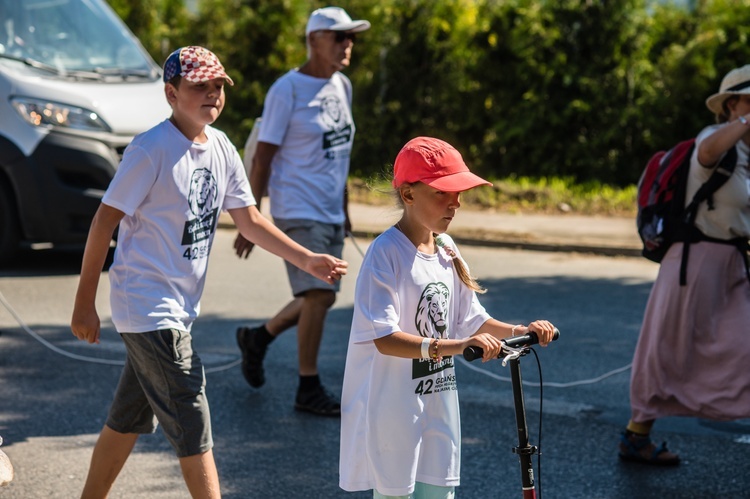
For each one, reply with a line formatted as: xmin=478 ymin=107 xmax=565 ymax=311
xmin=162 ymin=46 xmax=234 ymax=86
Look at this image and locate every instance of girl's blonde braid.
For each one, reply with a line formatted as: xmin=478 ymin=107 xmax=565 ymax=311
xmin=435 ymin=235 xmax=485 ymax=294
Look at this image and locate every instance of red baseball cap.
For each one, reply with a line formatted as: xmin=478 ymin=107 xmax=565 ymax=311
xmin=392 ymin=137 xmax=492 ymax=192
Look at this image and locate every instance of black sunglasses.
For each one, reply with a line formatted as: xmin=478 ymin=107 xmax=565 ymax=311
xmin=333 ymin=31 xmax=357 ymax=43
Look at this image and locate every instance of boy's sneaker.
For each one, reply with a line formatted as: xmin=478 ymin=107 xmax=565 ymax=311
xmin=236 ymin=326 xmax=267 ymax=388
xmin=295 ymin=385 xmax=341 ymax=417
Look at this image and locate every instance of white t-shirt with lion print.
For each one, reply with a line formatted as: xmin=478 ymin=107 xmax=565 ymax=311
xmin=103 ymin=119 xmax=254 ymax=334
xmin=339 ymin=228 xmax=490 ymax=496
xmin=258 ymin=69 xmax=354 ymax=224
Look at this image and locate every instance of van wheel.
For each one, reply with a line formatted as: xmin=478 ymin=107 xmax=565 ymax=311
xmin=0 ymin=181 xmax=20 ymax=265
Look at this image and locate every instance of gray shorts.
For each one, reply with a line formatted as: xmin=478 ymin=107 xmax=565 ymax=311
xmin=106 ymin=329 xmax=212 ymax=458
xmin=274 ymin=218 xmax=344 ymax=296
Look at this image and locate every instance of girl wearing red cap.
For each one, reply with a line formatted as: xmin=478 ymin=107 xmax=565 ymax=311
xmin=339 ymin=137 xmax=556 ymax=498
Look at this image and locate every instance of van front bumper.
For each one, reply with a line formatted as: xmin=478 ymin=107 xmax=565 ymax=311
xmin=0 ymin=130 xmax=129 ymax=245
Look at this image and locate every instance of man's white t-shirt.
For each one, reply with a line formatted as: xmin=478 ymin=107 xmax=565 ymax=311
xmin=258 ymin=69 xmax=354 ymax=224
xmin=103 ymin=120 xmax=254 ymax=333
xmin=339 ymin=228 xmax=491 ymax=496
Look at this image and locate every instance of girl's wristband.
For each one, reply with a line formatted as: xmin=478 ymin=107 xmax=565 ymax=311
xmin=421 ymin=337 xmax=431 ymax=359
xmin=511 ymin=324 xmax=523 ymax=337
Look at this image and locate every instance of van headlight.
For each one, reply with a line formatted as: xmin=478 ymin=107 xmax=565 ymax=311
xmin=10 ymin=97 xmax=112 ymax=132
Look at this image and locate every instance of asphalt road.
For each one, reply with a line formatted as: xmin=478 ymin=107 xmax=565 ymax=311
xmin=1 ymin=229 xmax=749 ymax=498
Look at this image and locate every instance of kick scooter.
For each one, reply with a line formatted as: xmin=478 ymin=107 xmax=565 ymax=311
xmin=463 ymin=329 xmax=560 ymax=499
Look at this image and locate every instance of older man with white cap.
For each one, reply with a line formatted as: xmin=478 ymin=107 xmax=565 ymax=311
xmin=234 ymin=7 xmax=370 ymax=416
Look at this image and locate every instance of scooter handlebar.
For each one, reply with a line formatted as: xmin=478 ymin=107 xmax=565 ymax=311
xmin=462 ymin=328 xmax=560 ymax=362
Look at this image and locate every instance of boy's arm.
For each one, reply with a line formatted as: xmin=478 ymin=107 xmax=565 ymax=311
xmin=228 ymin=205 xmax=348 ymax=284
xmin=71 ymin=204 xmax=125 ymax=344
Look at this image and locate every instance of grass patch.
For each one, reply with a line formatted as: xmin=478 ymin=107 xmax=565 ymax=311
xmin=348 ymin=176 xmax=637 ymax=217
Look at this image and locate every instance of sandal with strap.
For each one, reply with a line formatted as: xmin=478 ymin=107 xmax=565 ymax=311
xmin=618 ymin=431 xmax=680 ymax=466
xmin=295 ymin=385 xmax=341 ymax=417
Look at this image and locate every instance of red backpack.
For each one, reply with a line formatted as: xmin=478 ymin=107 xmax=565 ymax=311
xmin=636 ymin=139 xmax=738 ymax=284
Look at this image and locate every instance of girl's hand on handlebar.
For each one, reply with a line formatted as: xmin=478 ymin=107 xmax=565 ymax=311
xmin=465 ymin=333 xmax=504 ymax=362
xmin=527 ymin=320 xmax=556 ymax=346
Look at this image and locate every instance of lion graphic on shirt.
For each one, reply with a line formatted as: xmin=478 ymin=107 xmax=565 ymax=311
xmin=415 ymin=282 xmax=450 ymax=339
xmin=319 ymin=95 xmax=346 ymax=131
xmin=188 ymin=168 xmax=217 ymax=218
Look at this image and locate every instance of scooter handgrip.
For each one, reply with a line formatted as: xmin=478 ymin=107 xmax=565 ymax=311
xmin=462 ymin=328 xmax=560 ymax=362
xmin=462 ymin=346 xmax=483 ymax=362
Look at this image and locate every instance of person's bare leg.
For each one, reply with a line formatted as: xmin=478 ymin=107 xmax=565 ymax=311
xmin=265 ymin=297 xmax=303 ymax=336
xmin=297 ymin=289 xmax=335 ymax=375
xmin=80 ymin=425 xmax=138 ymax=499
xmin=178 ymin=450 xmax=220 ymax=499
xmin=626 ymin=419 xmax=654 ymax=435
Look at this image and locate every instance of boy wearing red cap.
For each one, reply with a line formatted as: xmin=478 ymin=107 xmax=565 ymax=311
xmin=339 ymin=137 xmax=556 ymax=498
xmin=71 ymin=46 xmax=347 ymax=498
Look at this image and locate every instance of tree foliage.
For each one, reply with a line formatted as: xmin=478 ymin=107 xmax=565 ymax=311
xmin=107 ymin=0 xmax=750 ymax=187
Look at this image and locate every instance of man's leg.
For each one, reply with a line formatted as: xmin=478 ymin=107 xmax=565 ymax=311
xmin=240 ymin=218 xmax=342 ymax=400
xmin=80 ymin=425 xmax=138 ymax=499
xmin=294 ymin=289 xmax=340 ymax=416
xmin=266 ymin=297 xmax=304 ymax=336
xmin=179 ymin=449 xmax=221 ymax=499
xmin=243 ymin=288 xmax=332 ymax=378
xmin=237 ymin=297 xmax=303 ymax=388
xmin=297 ymin=289 xmax=336 ymax=375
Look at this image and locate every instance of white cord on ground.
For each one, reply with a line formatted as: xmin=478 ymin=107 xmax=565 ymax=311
xmin=0 ymin=289 xmax=240 ymax=374
xmin=0 ymin=229 xmax=370 ymax=374
xmin=456 ymin=355 xmax=632 ymax=388
xmin=1 ymin=270 xmax=633 ymax=384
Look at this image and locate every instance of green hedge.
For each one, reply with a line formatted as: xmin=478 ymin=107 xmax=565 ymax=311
xmin=107 ymin=0 xmax=750 ymax=186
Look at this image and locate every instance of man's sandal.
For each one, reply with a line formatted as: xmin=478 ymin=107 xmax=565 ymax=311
xmin=618 ymin=431 xmax=680 ymax=466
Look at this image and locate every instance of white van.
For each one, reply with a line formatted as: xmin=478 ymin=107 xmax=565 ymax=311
xmin=0 ymin=0 xmax=170 ymax=264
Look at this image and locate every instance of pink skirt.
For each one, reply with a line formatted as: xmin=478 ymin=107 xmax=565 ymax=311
xmin=630 ymin=241 xmax=750 ymax=422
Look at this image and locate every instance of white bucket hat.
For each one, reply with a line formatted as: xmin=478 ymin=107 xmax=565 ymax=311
xmin=305 ymin=7 xmax=371 ymax=36
xmin=705 ymin=64 xmax=750 ymax=114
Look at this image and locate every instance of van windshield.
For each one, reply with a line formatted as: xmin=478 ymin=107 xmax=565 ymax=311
xmin=0 ymin=0 xmax=159 ymax=78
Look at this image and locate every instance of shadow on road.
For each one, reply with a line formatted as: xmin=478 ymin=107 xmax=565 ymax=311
xmin=2 ymin=275 xmax=749 ymax=498
xmin=0 ymin=246 xmax=115 ymax=278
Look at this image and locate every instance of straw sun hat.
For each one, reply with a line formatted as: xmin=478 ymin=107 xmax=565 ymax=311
xmin=705 ymin=64 xmax=750 ymax=114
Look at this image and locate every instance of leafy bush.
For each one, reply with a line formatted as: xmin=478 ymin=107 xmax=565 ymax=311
xmin=108 ymin=0 xmax=750 ymax=190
